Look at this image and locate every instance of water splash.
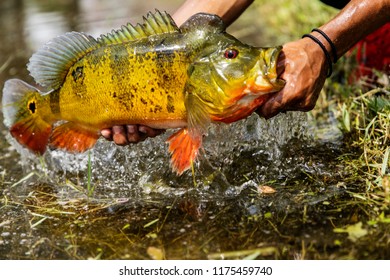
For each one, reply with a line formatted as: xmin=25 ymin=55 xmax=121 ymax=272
xmin=5 ymin=111 xmax=330 ymax=201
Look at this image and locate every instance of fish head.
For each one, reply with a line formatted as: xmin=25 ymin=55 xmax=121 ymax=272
xmin=183 ymin=13 xmax=285 ymax=122
xmin=182 ymin=13 xmax=284 ymax=96
xmin=205 ymin=36 xmax=285 ymax=97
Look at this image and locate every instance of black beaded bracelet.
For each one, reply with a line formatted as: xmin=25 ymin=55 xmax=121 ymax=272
xmin=311 ymin=28 xmax=338 ymax=63
xmin=302 ymin=33 xmax=333 ymax=77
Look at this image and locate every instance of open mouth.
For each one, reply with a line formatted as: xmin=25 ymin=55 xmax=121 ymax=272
xmin=252 ymin=46 xmax=285 ymax=92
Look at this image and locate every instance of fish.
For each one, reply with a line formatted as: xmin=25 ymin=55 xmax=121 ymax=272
xmin=2 ymin=10 xmax=285 ymax=175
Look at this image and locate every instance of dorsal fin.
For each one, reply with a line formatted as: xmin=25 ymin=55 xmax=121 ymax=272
xmin=28 ymin=32 xmax=100 ymax=89
xmin=98 ymin=10 xmax=179 ymax=45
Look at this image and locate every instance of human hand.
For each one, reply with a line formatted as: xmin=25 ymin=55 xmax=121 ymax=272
xmin=100 ymin=125 xmax=165 ymax=145
xmin=256 ymin=38 xmax=329 ymax=119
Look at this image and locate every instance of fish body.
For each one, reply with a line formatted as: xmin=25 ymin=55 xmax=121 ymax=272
xmin=58 ymin=38 xmax=189 ymax=129
xmin=2 ymin=10 xmax=285 ymax=174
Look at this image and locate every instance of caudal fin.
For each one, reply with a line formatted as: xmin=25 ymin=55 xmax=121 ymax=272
xmin=2 ymin=79 xmax=52 ymax=155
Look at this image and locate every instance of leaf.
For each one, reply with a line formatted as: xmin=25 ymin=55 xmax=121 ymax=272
xmin=147 ymin=246 xmax=164 ymax=260
xmin=333 ymin=222 xmax=368 ymax=242
xmin=258 ymin=185 xmax=277 ymax=194
xmin=378 ymin=212 xmax=390 ymax=224
xmin=264 ymin=212 xmax=272 ymax=219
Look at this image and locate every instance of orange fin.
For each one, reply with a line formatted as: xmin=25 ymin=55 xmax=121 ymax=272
xmin=49 ymin=122 xmax=99 ymax=153
xmin=165 ymin=83 xmax=210 ymax=174
xmin=167 ymin=128 xmax=202 ymax=175
xmin=10 ymin=118 xmax=52 ymax=155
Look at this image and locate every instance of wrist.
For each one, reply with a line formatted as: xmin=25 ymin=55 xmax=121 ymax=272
xmin=310 ymin=29 xmax=338 ymax=63
xmin=301 ymin=33 xmax=334 ymax=77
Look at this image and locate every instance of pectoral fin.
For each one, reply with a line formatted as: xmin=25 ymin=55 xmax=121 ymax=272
xmin=49 ymin=122 xmax=99 ymax=153
xmin=184 ymin=85 xmax=211 ymax=140
xmin=166 ymin=85 xmax=212 ymax=175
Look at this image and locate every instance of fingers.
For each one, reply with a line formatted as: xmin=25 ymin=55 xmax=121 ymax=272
xmin=139 ymin=125 xmax=165 ymax=138
xmin=256 ymin=39 xmax=329 ymax=119
xmin=256 ymin=91 xmax=284 ymax=119
xmin=100 ymin=125 xmax=165 ymax=145
xmin=100 ymin=128 xmax=113 ymax=141
xmin=125 ymin=125 xmax=142 ymax=143
xmin=113 ymin=125 xmax=130 ymax=145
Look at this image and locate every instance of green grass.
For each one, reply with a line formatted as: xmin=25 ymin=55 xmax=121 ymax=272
xmin=254 ymin=0 xmax=338 ymax=43
xmin=87 ymin=151 xmax=95 ymax=198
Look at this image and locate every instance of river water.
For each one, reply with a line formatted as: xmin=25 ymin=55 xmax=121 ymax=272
xmin=0 ymin=0 xmax=348 ymax=260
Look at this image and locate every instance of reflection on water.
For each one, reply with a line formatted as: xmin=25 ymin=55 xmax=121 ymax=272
xmin=0 ymin=0 xmax=347 ymax=260
xmin=0 ymin=0 xmax=182 ymax=79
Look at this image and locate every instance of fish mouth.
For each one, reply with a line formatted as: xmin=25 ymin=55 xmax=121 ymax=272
xmin=252 ymin=46 xmax=285 ymax=93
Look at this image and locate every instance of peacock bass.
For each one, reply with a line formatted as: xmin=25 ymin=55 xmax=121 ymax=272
xmin=2 ymin=10 xmax=285 ymax=175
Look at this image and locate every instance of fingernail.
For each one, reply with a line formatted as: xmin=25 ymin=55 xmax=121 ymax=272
xmin=139 ymin=126 xmax=147 ymax=134
xmin=127 ymin=125 xmax=136 ymax=134
xmin=100 ymin=129 xmax=111 ymax=139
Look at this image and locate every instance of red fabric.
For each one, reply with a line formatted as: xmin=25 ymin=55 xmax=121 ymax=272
xmin=350 ymin=23 xmax=390 ymax=81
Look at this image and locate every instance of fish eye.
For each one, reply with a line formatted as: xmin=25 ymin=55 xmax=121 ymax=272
xmin=224 ymin=48 xmax=239 ymax=59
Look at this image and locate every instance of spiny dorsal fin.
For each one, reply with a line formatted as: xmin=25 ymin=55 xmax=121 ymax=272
xmin=27 ymin=11 xmax=177 ymax=89
xmin=98 ymin=10 xmax=179 ymax=45
xmin=28 ymin=32 xmax=100 ymax=89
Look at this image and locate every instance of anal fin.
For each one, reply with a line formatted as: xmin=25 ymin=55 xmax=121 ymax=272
xmin=167 ymin=128 xmax=202 ymax=175
xmin=10 ymin=118 xmax=51 ymax=155
xmin=49 ymin=122 xmax=99 ymax=153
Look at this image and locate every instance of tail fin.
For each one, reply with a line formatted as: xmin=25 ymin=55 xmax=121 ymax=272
xmin=2 ymin=79 xmax=52 ymax=155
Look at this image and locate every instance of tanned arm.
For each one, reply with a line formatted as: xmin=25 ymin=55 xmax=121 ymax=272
xmin=257 ymin=0 xmax=390 ymax=118
xmin=172 ymin=0 xmax=253 ymax=26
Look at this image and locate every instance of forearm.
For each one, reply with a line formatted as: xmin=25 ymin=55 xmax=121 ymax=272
xmin=314 ymin=0 xmax=390 ymax=61
xmin=172 ymin=0 xmax=254 ymax=26
xmin=258 ymin=0 xmax=389 ymax=118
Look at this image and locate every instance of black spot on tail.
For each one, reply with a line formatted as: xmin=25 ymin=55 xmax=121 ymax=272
xmin=28 ymin=101 xmax=36 ymax=114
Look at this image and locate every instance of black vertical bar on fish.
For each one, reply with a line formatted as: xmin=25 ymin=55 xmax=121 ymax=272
xmin=50 ymin=89 xmax=61 ymax=115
